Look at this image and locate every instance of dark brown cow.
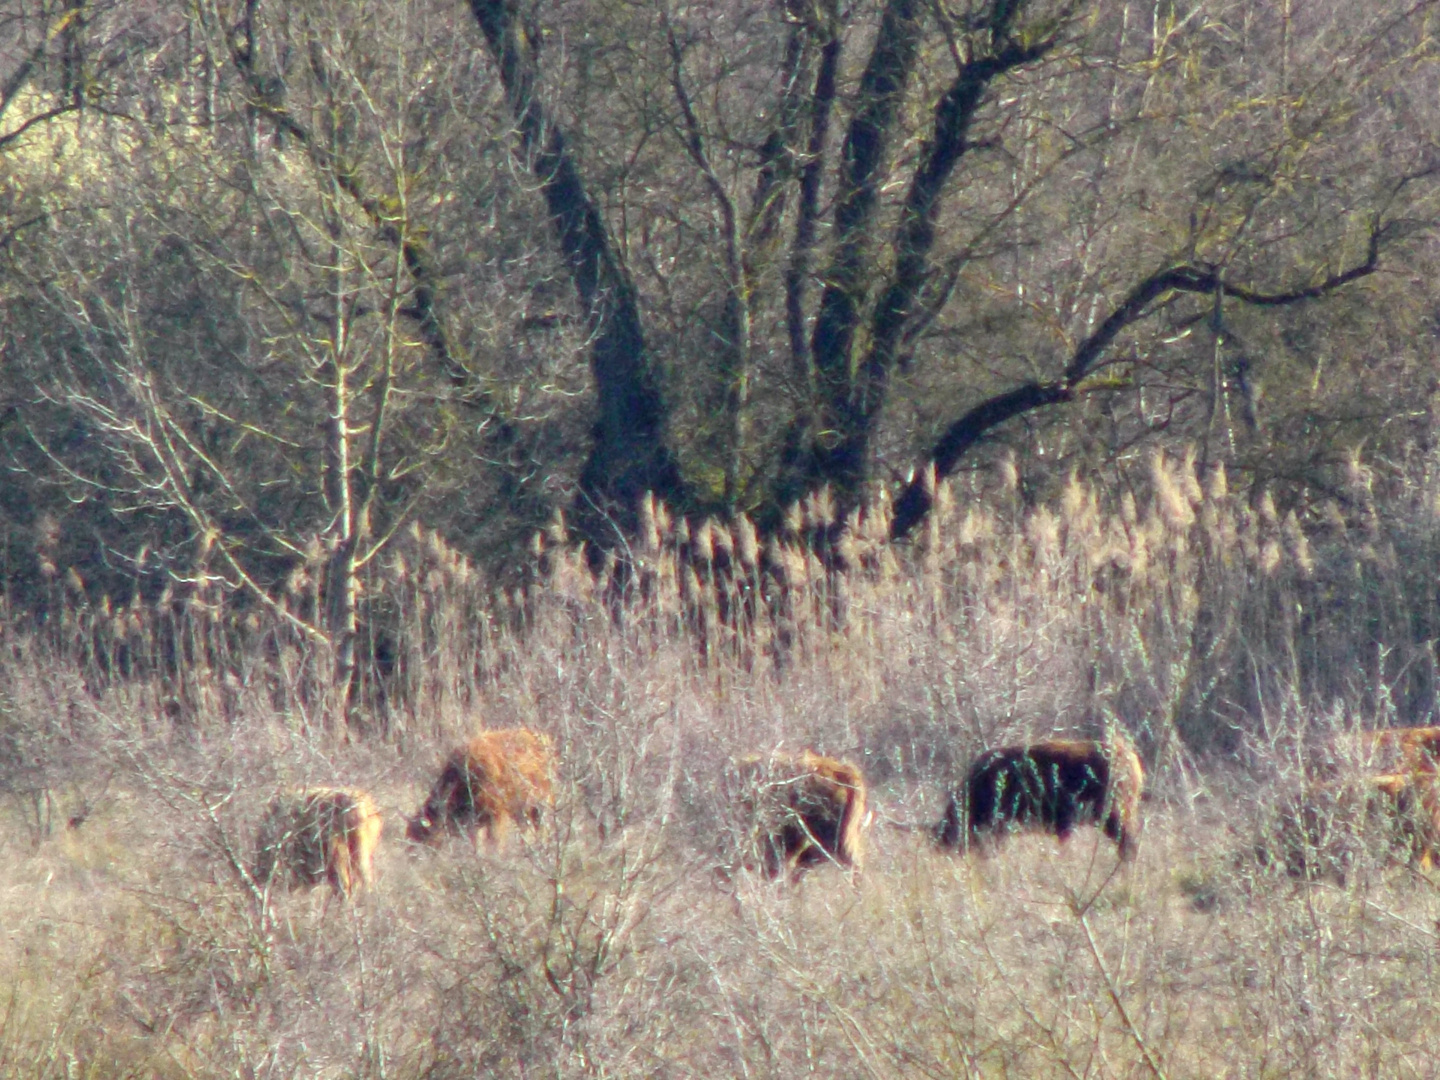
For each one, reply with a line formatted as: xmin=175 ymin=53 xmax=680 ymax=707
xmin=734 ymin=751 xmax=868 ymax=880
xmin=254 ymin=787 xmax=383 ymax=898
xmin=935 ymin=737 xmax=1145 ymax=859
xmin=1273 ymin=770 xmax=1440 ymax=879
xmin=406 ymin=729 xmax=556 ymax=848
xmin=1310 ymin=726 xmax=1440 ymax=780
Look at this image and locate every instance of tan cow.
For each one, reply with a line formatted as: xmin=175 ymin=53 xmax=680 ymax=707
xmin=1274 ymin=770 xmax=1440 ymax=879
xmin=254 ymin=787 xmax=383 ymax=898
xmin=935 ymin=736 xmax=1145 ymax=859
xmin=734 ymin=751 xmax=868 ymax=880
xmin=406 ymin=729 xmax=556 ymax=848
xmin=1309 ymin=726 xmax=1440 ymax=780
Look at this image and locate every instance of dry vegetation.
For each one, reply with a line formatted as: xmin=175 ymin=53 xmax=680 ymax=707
xmin=6 ymin=453 xmax=1440 ymax=1078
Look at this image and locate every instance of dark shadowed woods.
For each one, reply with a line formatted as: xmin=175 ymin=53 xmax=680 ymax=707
xmin=2 ymin=0 xmax=1437 ymax=598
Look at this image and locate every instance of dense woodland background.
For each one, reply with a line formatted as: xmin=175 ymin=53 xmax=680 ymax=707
xmin=4 ymin=0 xmax=1439 ymax=615
xmin=5 ymin=0 xmax=1440 ymax=1075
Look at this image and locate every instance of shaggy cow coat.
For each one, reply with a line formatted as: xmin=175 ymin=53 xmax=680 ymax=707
xmin=1272 ymin=770 xmax=1440 ymax=879
xmin=1310 ymin=726 xmax=1440 ymax=780
xmin=406 ymin=729 xmax=556 ymax=848
xmin=734 ymin=751 xmax=868 ymax=880
xmin=936 ymin=737 xmax=1144 ymax=859
xmin=254 ymin=787 xmax=383 ymax=897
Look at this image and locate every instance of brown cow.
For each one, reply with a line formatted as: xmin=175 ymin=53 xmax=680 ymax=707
xmin=1273 ymin=770 xmax=1440 ymax=879
xmin=1309 ymin=726 xmax=1440 ymax=780
xmin=734 ymin=751 xmax=868 ymax=880
xmin=1385 ymin=772 xmax=1440 ymax=870
xmin=406 ymin=729 xmax=556 ymax=848
xmin=254 ymin=787 xmax=383 ymax=898
xmin=935 ymin=737 xmax=1145 ymax=859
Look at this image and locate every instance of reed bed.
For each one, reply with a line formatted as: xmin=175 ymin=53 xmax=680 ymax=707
xmin=4 ymin=451 xmax=1440 ymax=1078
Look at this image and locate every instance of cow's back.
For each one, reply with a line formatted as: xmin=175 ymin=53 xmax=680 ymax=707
xmin=255 ymin=786 xmax=382 ymax=896
xmin=735 ymin=750 xmax=867 ymax=879
xmin=944 ymin=736 xmax=1143 ymax=858
xmin=408 ymin=728 xmax=555 ymax=844
xmin=1312 ymin=726 xmax=1440 ymax=779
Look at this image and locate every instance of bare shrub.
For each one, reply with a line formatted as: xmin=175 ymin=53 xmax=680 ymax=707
xmin=4 ymin=454 xmax=1440 ymax=1075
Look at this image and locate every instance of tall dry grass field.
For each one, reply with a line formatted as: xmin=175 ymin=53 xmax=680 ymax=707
xmin=5 ymin=453 xmax=1440 ymax=1078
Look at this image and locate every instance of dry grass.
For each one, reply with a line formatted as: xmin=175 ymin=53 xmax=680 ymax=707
xmin=5 ymin=454 xmax=1440 ymax=1077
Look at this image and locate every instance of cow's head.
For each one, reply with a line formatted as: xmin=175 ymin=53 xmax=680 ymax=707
xmin=406 ymin=808 xmax=440 ymax=844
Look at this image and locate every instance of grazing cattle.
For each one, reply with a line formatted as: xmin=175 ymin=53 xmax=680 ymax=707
xmin=1384 ymin=772 xmax=1440 ymax=870
xmin=254 ymin=787 xmax=382 ymax=898
xmin=406 ymin=729 xmax=556 ymax=848
xmin=1309 ymin=726 xmax=1440 ymax=780
xmin=1273 ymin=771 xmax=1440 ymax=879
xmin=734 ymin=751 xmax=868 ymax=880
xmin=936 ymin=737 xmax=1145 ymax=859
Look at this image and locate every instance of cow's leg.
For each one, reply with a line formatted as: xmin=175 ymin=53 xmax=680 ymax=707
xmin=327 ymin=836 xmax=352 ymax=897
xmin=1053 ymin=804 xmax=1077 ymax=846
xmin=486 ymin=812 xmax=513 ymax=852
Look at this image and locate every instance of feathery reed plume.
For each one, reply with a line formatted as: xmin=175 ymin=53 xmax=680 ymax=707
xmin=544 ymin=509 xmax=567 ymax=548
xmin=997 ymin=450 xmax=1018 ymax=494
xmin=1206 ymin=461 xmax=1228 ymax=502
xmin=694 ymin=518 xmax=716 ymax=567
xmin=1121 ymin=490 xmax=1138 ymax=528
xmin=1260 ymin=537 xmax=1283 ymax=576
xmin=712 ymin=517 xmax=733 ymax=565
xmin=653 ymin=499 xmax=673 ymax=544
xmin=733 ymin=516 xmax=759 ymax=570
xmin=1282 ymin=511 xmax=1313 ymax=576
xmin=1026 ymin=507 xmax=1060 ymax=565
xmin=933 ymin=478 xmax=954 ymax=523
xmin=1258 ymin=490 xmax=1278 ymax=529
xmin=1180 ymin=445 xmax=1204 ymax=506
xmin=776 ymin=501 xmax=799 ymax=539
xmin=806 ymin=487 xmax=836 ymax=532
xmin=639 ymin=493 xmax=660 ymax=555
xmin=1151 ymin=449 xmax=1194 ymax=531
xmin=286 ymin=565 xmax=310 ymax=598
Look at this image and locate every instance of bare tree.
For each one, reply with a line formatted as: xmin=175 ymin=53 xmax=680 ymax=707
xmin=1 ymin=0 xmax=577 ymax=720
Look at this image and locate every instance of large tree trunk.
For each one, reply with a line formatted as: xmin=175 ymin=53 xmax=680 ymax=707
xmin=777 ymin=0 xmax=1056 ymax=517
xmin=468 ymin=0 xmax=686 ymax=541
xmin=769 ymin=0 xmax=925 ymax=517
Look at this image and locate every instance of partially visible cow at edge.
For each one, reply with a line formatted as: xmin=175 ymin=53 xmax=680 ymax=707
xmin=406 ymin=729 xmax=556 ymax=848
xmin=733 ymin=751 xmax=869 ymax=881
xmin=1270 ymin=770 xmax=1440 ymax=880
xmin=935 ymin=736 xmax=1145 ymax=860
xmin=1309 ymin=726 xmax=1440 ymax=780
xmin=254 ymin=787 xmax=383 ymax=898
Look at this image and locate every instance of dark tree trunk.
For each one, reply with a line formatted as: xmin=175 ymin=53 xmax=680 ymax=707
xmin=843 ymin=38 xmax=1054 ymax=488
xmin=469 ymin=0 xmax=686 ymax=542
xmin=786 ymin=0 xmax=925 ymax=509
xmin=783 ymin=13 xmax=842 ymax=389
xmin=773 ymin=0 xmax=1050 ymax=516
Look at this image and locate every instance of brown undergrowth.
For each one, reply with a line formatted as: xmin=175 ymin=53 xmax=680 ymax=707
xmin=4 ymin=452 xmax=1440 ymax=1077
